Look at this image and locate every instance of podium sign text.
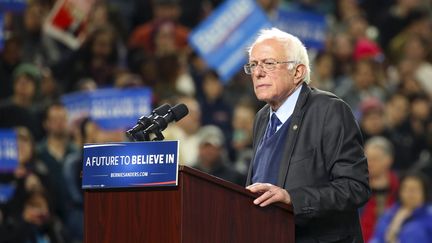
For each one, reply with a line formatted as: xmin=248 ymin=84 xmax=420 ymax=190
xmin=82 ymin=141 xmax=179 ymax=189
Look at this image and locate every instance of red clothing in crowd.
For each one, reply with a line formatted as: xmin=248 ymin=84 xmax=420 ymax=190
xmin=360 ymin=172 xmax=399 ymax=242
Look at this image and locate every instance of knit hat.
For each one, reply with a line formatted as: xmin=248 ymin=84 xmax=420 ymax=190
xmin=353 ymin=38 xmax=383 ymax=62
xmin=360 ymin=97 xmax=384 ymax=115
xmin=13 ymin=63 xmax=42 ymax=83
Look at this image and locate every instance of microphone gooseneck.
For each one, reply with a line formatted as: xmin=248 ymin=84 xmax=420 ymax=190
xmin=126 ymin=104 xmax=171 ymax=141
xmin=142 ymin=103 xmax=189 ymax=141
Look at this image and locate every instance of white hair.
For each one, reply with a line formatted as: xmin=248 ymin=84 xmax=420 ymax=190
xmin=365 ymin=136 xmax=394 ymax=157
xmin=247 ymin=28 xmax=311 ymax=83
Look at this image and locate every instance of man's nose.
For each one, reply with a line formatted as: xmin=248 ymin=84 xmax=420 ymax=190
xmin=253 ymin=64 xmax=266 ymax=77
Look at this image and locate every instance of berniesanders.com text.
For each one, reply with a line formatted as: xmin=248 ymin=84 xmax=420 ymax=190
xmin=110 ymin=171 xmax=148 ymax=178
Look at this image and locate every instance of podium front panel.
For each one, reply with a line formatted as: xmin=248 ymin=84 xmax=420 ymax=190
xmin=85 ymin=188 xmax=181 ymax=243
xmin=84 ymin=166 xmax=294 ymax=243
xmin=180 ymin=167 xmax=294 ymax=243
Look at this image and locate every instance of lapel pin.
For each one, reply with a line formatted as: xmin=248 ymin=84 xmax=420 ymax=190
xmin=293 ymin=124 xmax=298 ymax=130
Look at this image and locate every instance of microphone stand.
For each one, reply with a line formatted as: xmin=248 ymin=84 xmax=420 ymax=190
xmin=143 ymin=129 xmax=165 ymax=141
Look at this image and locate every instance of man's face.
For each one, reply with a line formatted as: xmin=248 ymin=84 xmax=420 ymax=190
xmin=249 ymin=39 xmax=298 ymax=108
xmin=45 ymin=106 xmax=68 ymax=137
xmin=198 ymin=143 xmax=221 ymax=168
xmin=365 ymin=145 xmax=392 ymax=179
xmin=14 ymin=75 xmax=36 ymax=101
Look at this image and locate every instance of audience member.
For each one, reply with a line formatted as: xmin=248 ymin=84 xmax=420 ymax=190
xmin=361 ymin=137 xmax=399 ymax=242
xmin=128 ymin=0 xmax=189 ymax=56
xmin=53 ymin=25 xmax=123 ymax=92
xmin=0 ymin=63 xmax=44 ymax=140
xmin=376 ymin=0 xmax=424 ymax=51
xmin=19 ymin=1 xmax=61 ymax=67
xmin=36 ymin=102 xmax=78 ymax=222
xmin=198 ymin=70 xmax=232 ymax=141
xmin=0 ymin=35 xmax=22 ymax=100
xmin=2 ymin=190 xmax=68 ymax=243
xmin=336 ymin=59 xmax=386 ymax=111
xmin=384 ymin=93 xmax=418 ymax=172
xmin=370 ymin=171 xmax=432 ymax=243
xmin=62 ymin=117 xmax=102 ymax=243
xmin=0 ymin=127 xmax=51 ymax=222
xmin=194 ymin=125 xmax=245 ymax=186
xmin=310 ymin=52 xmax=336 ymax=91
xmin=358 ymin=98 xmax=390 ymax=141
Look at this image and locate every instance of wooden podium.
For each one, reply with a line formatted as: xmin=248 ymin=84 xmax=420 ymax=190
xmin=84 ymin=166 xmax=294 ymax=243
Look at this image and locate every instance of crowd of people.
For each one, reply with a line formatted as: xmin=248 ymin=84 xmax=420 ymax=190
xmin=0 ymin=0 xmax=432 ymax=242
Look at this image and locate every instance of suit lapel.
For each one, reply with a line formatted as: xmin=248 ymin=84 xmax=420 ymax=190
xmin=246 ymin=105 xmax=270 ymax=185
xmin=276 ymin=84 xmax=311 ymax=187
xmin=253 ymin=107 xmax=270 ymax=151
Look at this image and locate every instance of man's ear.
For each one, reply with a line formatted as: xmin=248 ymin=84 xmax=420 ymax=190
xmin=293 ymin=64 xmax=306 ymax=85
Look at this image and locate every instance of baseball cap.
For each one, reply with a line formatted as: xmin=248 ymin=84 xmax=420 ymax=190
xmin=198 ymin=125 xmax=225 ymax=147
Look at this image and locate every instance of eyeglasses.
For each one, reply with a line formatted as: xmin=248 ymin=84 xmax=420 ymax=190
xmin=244 ymin=59 xmax=297 ymax=75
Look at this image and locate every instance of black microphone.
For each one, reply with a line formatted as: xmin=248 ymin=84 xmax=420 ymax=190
xmin=126 ymin=104 xmax=171 ymax=138
xmin=143 ymin=103 xmax=189 ymax=136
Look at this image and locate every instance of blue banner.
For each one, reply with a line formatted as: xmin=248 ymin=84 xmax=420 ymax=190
xmin=82 ymin=141 xmax=179 ymax=189
xmin=273 ymin=9 xmax=326 ymax=50
xmin=0 ymin=0 xmax=26 ymax=12
xmin=0 ymin=183 xmax=15 ymax=203
xmin=0 ymin=129 xmax=18 ymax=172
xmin=189 ymin=0 xmax=272 ymax=82
xmin=0 ymin=13 xmax=4 ymax=51
xmin=62 ymin=88 xmax=152 ymax=130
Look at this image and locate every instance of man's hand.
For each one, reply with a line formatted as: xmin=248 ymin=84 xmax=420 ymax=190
xmin=246 ymin=183 xmax=291 ymax=207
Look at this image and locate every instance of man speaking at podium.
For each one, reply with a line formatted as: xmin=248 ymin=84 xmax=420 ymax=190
xmin=245 ymin=28 xmax=370 ymax=243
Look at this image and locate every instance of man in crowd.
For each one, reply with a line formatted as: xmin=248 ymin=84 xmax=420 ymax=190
xmin=194 ymin=125 xmax=245 ymax=186
xmin=361 ymin=136 xmax=399 ymax=242
xmin=37 ymin=102 xmax=77 ymax=222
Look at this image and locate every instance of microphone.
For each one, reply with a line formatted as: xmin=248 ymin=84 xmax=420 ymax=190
xmin=126 ymin=104 xmax=171 ymax=139
xmin=143 ymin=103 xmax=189 ymax=137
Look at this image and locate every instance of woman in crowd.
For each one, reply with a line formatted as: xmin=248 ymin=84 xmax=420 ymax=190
xmin=369 ymin=171 xmax=432 ymax=243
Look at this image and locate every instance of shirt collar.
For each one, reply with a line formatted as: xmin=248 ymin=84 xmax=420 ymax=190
xmin=269 ymin=84 xmax=303 ymax=125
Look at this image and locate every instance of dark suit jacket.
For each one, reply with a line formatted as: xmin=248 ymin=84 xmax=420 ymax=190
xmin=246 ymin=84 xmax=370 ymax=243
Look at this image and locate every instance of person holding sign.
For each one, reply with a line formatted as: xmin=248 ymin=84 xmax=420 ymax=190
xmin=245 ymin=28 xmax=370 ymax=242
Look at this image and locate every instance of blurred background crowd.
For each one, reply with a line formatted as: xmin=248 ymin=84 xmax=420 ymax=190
xmin=0 ymin=0 xmax=432 ymax=242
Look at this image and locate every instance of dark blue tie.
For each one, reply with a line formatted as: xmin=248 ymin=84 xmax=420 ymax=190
xmin=266 ymin=113 xmax=281 ymax=140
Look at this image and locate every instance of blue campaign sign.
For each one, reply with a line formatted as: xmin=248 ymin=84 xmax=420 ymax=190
xmin=62 ymin=88 xmax=152 ymax=130
xmin=0 ymin=13 xmax=4 ymax=51
xmin=189 ymin=0 xmax=272 ymax=82
xmin=0 ymin=0 xmax=26 ymax=12
xmin=0 ymin=129 xmax=18 ymax=172
xmin=82 ymin=140 xmax=179 ymax=189
xmin=0 ymin=183 xmax=16 ymax=203
xmin=273 ymin=9 xmax=326 ymax=50
xmin=61 ymin=91 xmax=89 ymax=127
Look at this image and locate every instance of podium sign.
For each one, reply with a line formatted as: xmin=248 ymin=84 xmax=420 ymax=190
xmin=82 ymin=141 xmax=179 ymax=189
